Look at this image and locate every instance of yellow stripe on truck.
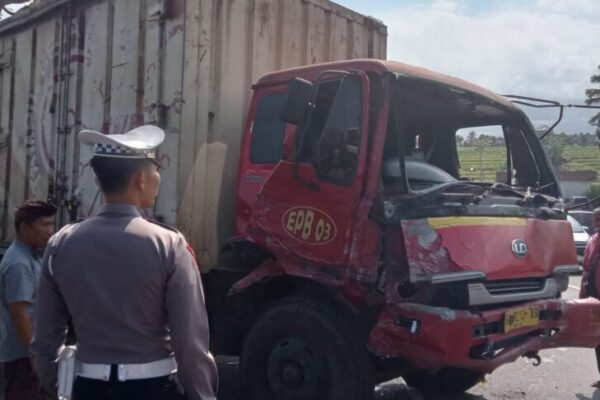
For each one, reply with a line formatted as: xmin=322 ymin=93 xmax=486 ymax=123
xmin=427 ymin=216 xmax=527 ymax=229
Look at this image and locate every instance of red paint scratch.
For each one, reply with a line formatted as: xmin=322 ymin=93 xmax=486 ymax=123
xmin=170 ymin=91 xmax=183 ymax=114
xmin=157 ymin=153 xmax=171 ymax=168
xmin=167 ymin=23 xmax=184 ymax=40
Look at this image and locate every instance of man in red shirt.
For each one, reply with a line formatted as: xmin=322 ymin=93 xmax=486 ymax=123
xmin=580 ymin=207 xmax=600 ymax=386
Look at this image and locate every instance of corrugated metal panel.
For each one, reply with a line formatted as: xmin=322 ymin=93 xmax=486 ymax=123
xmin=30 ymin=19 xmax=58 ymax=202
xmin=0 ymin=38 xmax=14 ymax=241
xmin=61 ymin=9 xmax=85 ymax=223
xmin=153 ymin=0 xmax=185 ymax=225
xmin=78 ymin=1 xmax=111 ymax=217
xmin=7 ymin=29 xmax=34 ymax=238
xmin=0 ymin=0 xmax=387 ymax=266
xmin=109 ymin=0 xmax=142 ymax=135
xmin=0 ymin=13 xmax=65 ymax=238
xmin=178 ymin=0 xmax=387 ymax=268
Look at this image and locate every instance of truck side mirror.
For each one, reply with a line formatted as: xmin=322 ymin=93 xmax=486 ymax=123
xmin=280 ymin=78 xmax=314 ymax=125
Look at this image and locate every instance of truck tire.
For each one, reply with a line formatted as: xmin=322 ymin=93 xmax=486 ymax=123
xmin=240 ymin=296 xmax=374 ymax=400
xmin=403 ymin=367 xmax=483 ymax=394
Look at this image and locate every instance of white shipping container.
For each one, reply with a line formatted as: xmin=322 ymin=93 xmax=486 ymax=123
xmin=0 ymin=0 xmax=387 ymax=268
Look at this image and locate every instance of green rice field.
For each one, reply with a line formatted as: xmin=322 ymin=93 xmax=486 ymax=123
xmin=458 ymin=145 xmax=600 ymax=182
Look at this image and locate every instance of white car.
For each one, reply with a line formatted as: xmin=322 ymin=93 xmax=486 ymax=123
xmin=567 ymin=215 xmax=590 ymax=270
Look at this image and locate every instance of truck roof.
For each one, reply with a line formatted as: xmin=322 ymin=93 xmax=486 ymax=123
xmin=255 ymin=59 xmax=515 ymax=110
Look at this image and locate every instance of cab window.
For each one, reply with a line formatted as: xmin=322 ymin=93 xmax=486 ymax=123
xmin=299 ymin=76 xmax=362 ymax=185
xmin=250 ymin=93 xmax=287 ymax=163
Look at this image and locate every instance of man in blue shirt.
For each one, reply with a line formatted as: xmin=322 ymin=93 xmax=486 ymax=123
xmin=0 ymin=200 xmax=56 ymax=400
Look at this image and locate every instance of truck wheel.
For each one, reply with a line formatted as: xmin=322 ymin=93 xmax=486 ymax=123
xmin=240 ymin=296 xmax=374 ymax=400
xmin=403 ymin=367 xmax=483 ymax=394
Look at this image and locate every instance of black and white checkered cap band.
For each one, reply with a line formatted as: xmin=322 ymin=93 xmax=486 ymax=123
xmin=93 ymin=143 xmax=156 ymax=159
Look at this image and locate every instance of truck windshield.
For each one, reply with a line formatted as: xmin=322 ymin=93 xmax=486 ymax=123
xmin=381 ymin=77 xmax=559 ymax=199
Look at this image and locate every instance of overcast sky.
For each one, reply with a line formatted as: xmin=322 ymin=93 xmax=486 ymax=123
xmin=2 ymin=1 xmax=599 ymax=133
xmin=0 ymin=1 xmax=29 ymax=19
xmin=336 ymin=0 xmax=600 ymax=134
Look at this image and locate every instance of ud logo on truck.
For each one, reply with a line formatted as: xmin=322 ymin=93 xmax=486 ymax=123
xmin=511 ymin=239 xmax=529 ymax=258
xmin=282 ymin=207 xmax=337 ymax=245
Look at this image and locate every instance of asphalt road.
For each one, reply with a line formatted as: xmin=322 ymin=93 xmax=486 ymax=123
xmin=217 ymin=275 xmax=600 ymax=400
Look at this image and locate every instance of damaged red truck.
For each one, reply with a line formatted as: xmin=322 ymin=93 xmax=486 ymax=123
xmin=204 ymin=59 xmax=600 ymax=399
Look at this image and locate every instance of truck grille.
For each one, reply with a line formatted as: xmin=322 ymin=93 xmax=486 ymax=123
xmin=483 ymin=278 xmax=546 ymax=295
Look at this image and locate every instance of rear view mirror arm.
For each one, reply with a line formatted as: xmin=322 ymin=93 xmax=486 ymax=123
xmin=566 ymin=195 xmax=600 ymax=211
xmin=502 ymin=94 xmax=600 ymax=140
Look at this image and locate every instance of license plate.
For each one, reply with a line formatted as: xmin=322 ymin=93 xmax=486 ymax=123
xmin=504 ymin=306 xmax=540 ymax=333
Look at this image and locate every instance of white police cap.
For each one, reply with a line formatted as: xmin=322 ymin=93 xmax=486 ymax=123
xmin=79 ymin=125 xmax=165 ymax=159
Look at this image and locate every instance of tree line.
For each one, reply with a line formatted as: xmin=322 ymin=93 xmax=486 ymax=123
xmin=459 ymin=131 xmax=598 ymax=148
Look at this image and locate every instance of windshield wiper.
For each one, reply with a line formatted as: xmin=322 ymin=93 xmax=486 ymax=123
xmin=479 ymin=182 xmax=557 ymax=207
xmin=413 ymin=180 xmax=489 ymax=198
xmin=482 ymin=182 xmax=525 ymax=198
xmin=414 ymin=180 xmax=557 ymax=209
xmin=517 ymin=188 xmax=558 ymax=208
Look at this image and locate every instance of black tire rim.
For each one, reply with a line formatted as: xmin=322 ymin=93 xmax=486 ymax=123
xmin=266 ymin=336 xmax=330 ymax=399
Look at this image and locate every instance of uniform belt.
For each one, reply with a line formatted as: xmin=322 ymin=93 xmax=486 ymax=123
xmin=75 ymin=357 xmax=177 ymax=381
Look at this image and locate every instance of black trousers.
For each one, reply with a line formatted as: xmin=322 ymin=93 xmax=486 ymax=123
xmin=2 ymin=358 xmax=46 ymax=400
xmin=72 ymin=371 xmax=186 ymax=400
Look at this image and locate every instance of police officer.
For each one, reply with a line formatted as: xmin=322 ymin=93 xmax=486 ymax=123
xmin=31 ymin=125 xmax=218 ymax=400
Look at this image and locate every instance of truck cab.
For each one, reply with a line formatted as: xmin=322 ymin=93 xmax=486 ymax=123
xmin=206 ymin=59 xmax=600 ymax=399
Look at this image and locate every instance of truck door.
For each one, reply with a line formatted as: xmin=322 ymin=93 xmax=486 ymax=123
xmin=248 ymin=73 xmax=369 ymax=267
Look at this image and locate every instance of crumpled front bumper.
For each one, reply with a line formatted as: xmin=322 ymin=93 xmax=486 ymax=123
xmin=367 ymin=297 xmax=600 ymax=373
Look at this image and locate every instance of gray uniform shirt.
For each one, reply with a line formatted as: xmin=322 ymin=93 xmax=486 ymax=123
xmin=31 ymin=203 xmax=218 ymax=400
xmin=0 ymin=240 xmax=41 ymax=361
